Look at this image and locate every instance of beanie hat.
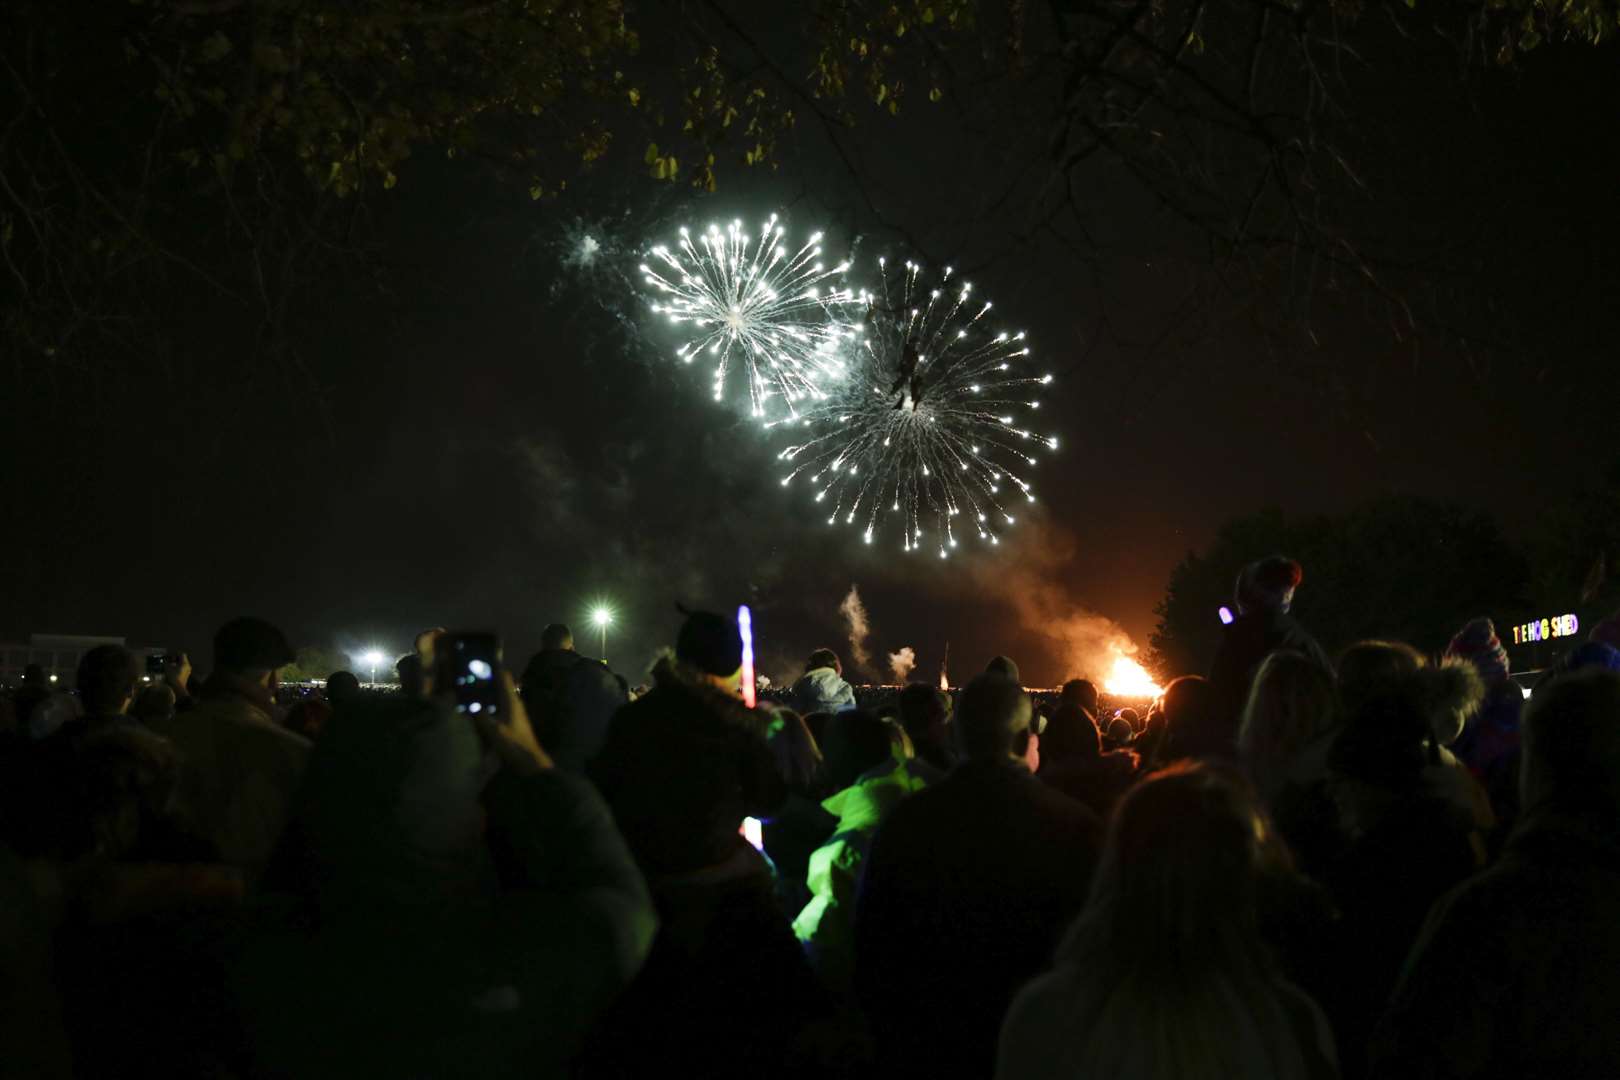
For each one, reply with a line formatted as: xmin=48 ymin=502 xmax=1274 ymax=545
xmin=985 ymin=655 xmax=1021 ymax=684
xmin=676 ymin=610 xmax=743 ymax=678
xmin=1589 ymin=610 xmax=1620 ymax=652
xmin=1444 ymin=617 xmax=1511 ymax=687
xmin=1235 ymin=557 xmax=1304 ymax=615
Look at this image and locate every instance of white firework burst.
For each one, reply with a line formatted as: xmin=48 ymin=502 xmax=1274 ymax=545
xmin=770 ymin=258 xmax=1059 ymax=557
xmin=640 ymin=215 xmax=858 ymax=419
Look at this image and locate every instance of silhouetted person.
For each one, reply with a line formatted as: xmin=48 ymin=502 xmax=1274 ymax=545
xmin=898 ymin=680 xmax=956 ymax=778
xmin=986 ymin=654 xmax=1022 ymax=684
xmin=147 ymin=617 xmax=309 ymax=887
xmin=1372 ymin=669 xmax=1620 ymax=1080
xmin=1210 ymin=556 xmax=1332 ymax=741
xmin=856 ymin=672 xmax=1101 ymax=1079
xmin=1039 ymin=700 xmax=1136 ymax=820
xmin=74 ymin=644 xmax=140 ymax=728
xmin=130 ymin=684 xmax=177 ymax=726
xmin=999 ymin=762 xmax=1338 ymax=1079
xmin=323 ymin=670 xmax=361 ymax=709
xmin=395 ymin=654 xmax=425 ymax=698
xmin=519 ymin=622 xmax=628 ymax=773
xmin=789 ymin=647 xmax=857 ymax=715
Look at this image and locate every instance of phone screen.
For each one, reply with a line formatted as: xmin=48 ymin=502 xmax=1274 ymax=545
xmin=449 ymin=632 xmax=502 ymax=718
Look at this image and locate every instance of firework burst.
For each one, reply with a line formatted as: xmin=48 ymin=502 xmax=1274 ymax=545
xmin=640 ymin=215 xmax=857 ymax=419
xmin=770 ymin=258 xmax=1058 ymax=557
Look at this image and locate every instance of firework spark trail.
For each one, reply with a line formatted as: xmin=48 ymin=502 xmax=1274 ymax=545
xmin=639 ymin=215 xmax=858 ymax=420
xmin=770 ymin=258 xmax=1059 ymax=557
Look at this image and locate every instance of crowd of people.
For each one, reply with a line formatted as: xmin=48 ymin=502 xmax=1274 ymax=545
xmin=4 ymin=554 xmax=1620 ymax=1078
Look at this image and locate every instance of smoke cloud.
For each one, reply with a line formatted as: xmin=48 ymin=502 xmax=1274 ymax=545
xmin=839 ymin=584 xmax=875 ymax=678
xmin=888 ymin=645 xmax=917 ymax=683
xmin=967 ymin=519 xmax=1145 ymax=688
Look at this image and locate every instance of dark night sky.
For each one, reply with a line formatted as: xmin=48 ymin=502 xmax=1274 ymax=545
xmin=2 ymin=19 xmax=1615 ymax=688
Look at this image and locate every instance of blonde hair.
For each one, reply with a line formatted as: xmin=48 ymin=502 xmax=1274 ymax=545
xmin=1237 ymin=651 xmax=1337 ymax=780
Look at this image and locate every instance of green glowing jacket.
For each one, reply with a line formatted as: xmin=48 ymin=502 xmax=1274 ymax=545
xmin=791 ymin=756 xmax=928 ymax=992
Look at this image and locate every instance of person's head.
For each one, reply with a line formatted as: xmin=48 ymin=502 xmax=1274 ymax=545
xmin=212 ymin=617 xmax=296 ymax=691
xmin=540 ymin=623 xmax=575 ymax=652
xmin=1060 ymin=678 xmax=1100 ymax=715
xmin=1043 ymin=701 xmax=1102 ymax=763
xmin=806 ymin=647 xmax=842 ymax=676
xmin=1118 ymin=707 xmax=1143 ymax=734
xmin=1331 ymin=652 xmax=1483 ymax=792
xmin=676 ymin=609 xmax=744 ymax=696
xmin=1337 ymin=640 xmax=1424 ymax=709
xmin=767 ymin=707 xmax=823 ymax=793
xmin=1444 ymin=617 xmax=1511 ymax=688
xmin=957 ymin=672 xmax=1039 ymax=768
xmin=1237 ymin=651 xmax=1338 ymax=775
xmin=985 ymin=655 xmax=1021 ymax=684
xmin=325 ymin=670 xmax=361 ymax=707
xmin=76 ymin=645 xmax=138 ymax=718
xmin=1065 ymin=762 xmax=1269 ymax=969
xmin=821 ymin=708 xmax=896 ymax=790
xmin=1105 ymin=715 xmax=1135 ymax=749
xmin=130 ymin=684 xmax=176 ymax=725
xmin=1158 ymin=675 xmax=1222 ymax=759
xmin=395 ymin=654 xmax=425 ymax=698
xmin=897 ymin=681 xmax=949 ymax=741
xmin=1520 ymin=669 xmax=1620 ymax=816
xmin=1233 ymin=556 xmax=1304 ymax=616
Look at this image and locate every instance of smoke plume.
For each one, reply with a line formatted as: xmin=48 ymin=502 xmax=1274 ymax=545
xmin=968 ymin=519 xmax=1145 ymax=688
xmin=839 ymin=584 xmax=875 ymax=678
xmin=888 ymin=646 xmax=917 ymax=683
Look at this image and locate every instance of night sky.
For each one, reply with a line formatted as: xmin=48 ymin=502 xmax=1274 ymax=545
xmin=2 ymin=14 xmax=1615 ymax=688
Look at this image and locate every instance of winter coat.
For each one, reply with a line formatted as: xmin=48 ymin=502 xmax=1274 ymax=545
xmin=1039 ymin=750 xmax=1138 ymax=820
xmin=1210 ymin=611 xmax=1333 ymax=740
xmin=998 ymin=964 xmax=1338 ymax=1080
xmin=1371 ymin=806 xmax=1620 ymax=1080
xmin=239 ymin=694 xmax=657 ymax=1079
xmin=789 ymin=666 xmax=857 ymax=716
xmin=591 ymin=678 xmax=787 ymax=876
xmin=148 ymin=685 xmax=310 ymax=886
xmin=855 ymin=760 xmax=1102 ymax=1079
xmin=792 ymin=757 xmax=928 ymax=990
xmin=1315 ymin=754 xmax=1486 ymax=1076
xmin=519 ymin=648 xmax=628 ymax=774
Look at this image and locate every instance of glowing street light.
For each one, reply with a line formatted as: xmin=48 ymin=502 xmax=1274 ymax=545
xmin=591 ymin=607 xmax=614 ymax=663
xmin=361 ymin=649 xmax=386 ymax=687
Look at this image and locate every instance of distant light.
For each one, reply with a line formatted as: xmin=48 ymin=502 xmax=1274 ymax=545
xmin=1218 ymin=606 xmax=1235 ymax=625
xmin=49 ymin=674 xmax=58 ymax=682
xmin=592 ymin=607 xmax=614 ymax=628
xmin=361 ymin=649 xmax=386 ymax=668
xmin=1520 ymin=684 xmax=1532 ymax=700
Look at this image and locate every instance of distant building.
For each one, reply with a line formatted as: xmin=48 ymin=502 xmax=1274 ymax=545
xmin=0 ymin=634 xmax=166 ymax=687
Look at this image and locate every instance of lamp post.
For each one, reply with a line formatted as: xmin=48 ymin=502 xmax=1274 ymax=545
xmin=361 ymin=649 xmax=385 ymax=687
xmin=591 ymin=607 xmax=613 ymax=663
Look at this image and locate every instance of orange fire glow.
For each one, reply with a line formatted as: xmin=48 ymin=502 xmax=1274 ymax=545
xmin=1103 ymin=648 xmax=1163 ymax=698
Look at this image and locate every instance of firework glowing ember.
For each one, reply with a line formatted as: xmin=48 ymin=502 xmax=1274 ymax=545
xmin=1103 ymin=648 xmax=1163 ymax=698
xmin=770 ymin=258 xmax=1058 ymax=556
xmin=640 ymin=215 xmax=857 ymax=419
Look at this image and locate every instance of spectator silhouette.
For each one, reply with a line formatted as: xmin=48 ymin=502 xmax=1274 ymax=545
xmin=1209 ymin=556 xmax=1332 ymax=741
xmin=856 ymin=672 xmax=1100 ymax=1078
xmin=998 ymin=762 xmax=1337 ymax=1079
xmin=789 ymin=648 xmax=858 ymax=715
xmin=519 ymin=622 xmax=629 ymax=773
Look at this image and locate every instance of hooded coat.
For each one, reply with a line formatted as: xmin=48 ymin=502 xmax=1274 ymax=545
xmin=519 ymin=648 xmax=628 ymax=774
xmin=789 ymin=666 xmax=858 ymax=716
xmin=792 ymin=757 xmax=928 ymax=990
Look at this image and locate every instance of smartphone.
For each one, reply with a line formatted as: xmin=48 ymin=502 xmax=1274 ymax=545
xmin=448 ymin=632 xmax=502 ymax=718
xmin=146 ymin=654 xmax=166 ymax=676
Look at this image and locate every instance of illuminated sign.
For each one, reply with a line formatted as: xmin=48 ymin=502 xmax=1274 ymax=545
xmin=1511 ymin=613 xmax=1579 ymax=646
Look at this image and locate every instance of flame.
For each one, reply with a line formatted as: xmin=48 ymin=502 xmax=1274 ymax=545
xmin=1103 ymin=649 xmax=1163 ymax=698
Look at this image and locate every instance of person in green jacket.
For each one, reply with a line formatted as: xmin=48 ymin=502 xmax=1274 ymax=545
xmin=793 ymin=710 xmax=927 ymax=992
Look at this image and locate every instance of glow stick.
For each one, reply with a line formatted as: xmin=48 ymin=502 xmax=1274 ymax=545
xmin=738 ymin=604 xmax=757 ymax=708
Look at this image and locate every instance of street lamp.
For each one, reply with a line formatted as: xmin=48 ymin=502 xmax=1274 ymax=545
xmin=591 ymin=607 xmax=613 ymax=663
xmin=361 ymin=649 xmax=386 ymax=687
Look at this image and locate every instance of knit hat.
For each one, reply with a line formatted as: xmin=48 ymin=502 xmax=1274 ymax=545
xmin=985 ymin=655 xmax=1021 ymax=684
xmin=1589 ymin=610 xmax=1620 ymax=652
xmin=676 ymin=609 xmax=744 ymax=678
xmin=1444 ymin=617 xmax=1511 ymax=687
xmin=1234 ymin=557 xmax=1304 ymax=615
